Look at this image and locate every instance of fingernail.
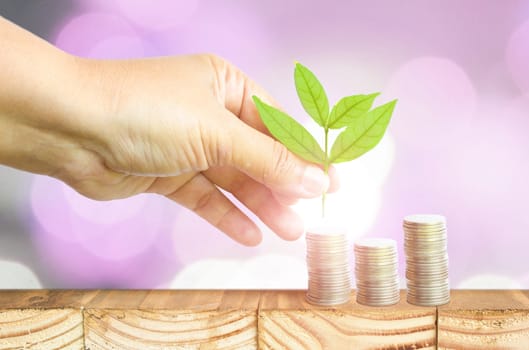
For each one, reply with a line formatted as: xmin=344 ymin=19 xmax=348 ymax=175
xmin=241 ymin=227 xmax=262 ymax=246
xmin=302 ymin=166 xmax=329 ymax=195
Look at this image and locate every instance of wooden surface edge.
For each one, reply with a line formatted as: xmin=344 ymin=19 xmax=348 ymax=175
xmin=1 ymin=290 xmax=529 ymax=349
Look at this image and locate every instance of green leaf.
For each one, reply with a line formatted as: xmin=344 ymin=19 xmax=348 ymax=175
xmin=294 ymin=62 xmax=329 ymax=127
xmin=329 ymin=100 xmax=397 ymax=163
xmin=327 ymin=93 xmax=380 ymax=129
xmin=252 ymin=96 xmax=326 ymax=164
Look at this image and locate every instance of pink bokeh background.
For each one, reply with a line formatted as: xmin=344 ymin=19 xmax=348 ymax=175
xmin=1 ymin=0 xmax=529 ymax=289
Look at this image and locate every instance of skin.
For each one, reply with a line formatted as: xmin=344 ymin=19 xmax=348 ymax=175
xmin=0 ymin=16 xmax=339 ymax=246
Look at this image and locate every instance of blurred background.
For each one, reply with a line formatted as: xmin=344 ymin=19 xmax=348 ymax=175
xmin=1 ymin=0 xmax=528 ymax=289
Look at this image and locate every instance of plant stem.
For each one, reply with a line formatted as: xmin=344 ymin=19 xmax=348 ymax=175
xmin=322 ymin=128 xmax=329 ymax=218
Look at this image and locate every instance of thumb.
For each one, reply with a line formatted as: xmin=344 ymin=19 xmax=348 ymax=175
xmin=223 ymin=115 xmax=330 ymax=198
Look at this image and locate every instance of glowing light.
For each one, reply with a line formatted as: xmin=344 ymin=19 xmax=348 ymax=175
xmin=0 ymin=261 xmax=41 ymax=288
xmin=170 ymin=258 xmax=242 ymax=289
xmin=520 ymin=273 xmax=529 ymax=289
xmin=170 ymin=254 xmax=307 ymax=289
xmin=292 ymin=122 xmax=396 ymax=242
xmin=230 ymin=254 xmax=307 ymax=289
xmin=458 ymin=274 xmax=521 ymax=289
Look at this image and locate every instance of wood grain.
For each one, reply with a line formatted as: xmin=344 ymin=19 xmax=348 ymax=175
xmin=0 ymin=290 xmax=88 ymax=350
xmin=0 ymin=290 xmax=97 ymax=309
xmin=258 ymin=290 xmax=436 ymax=350
xmin=438 ymin=290 xmax=529 ymax=350
xmin=83 ymin=290 xmax=260 ymax=349
xmin=2 ymin=290 xmax=529 ymax=349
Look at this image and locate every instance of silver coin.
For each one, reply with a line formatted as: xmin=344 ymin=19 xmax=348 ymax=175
xmin=353 ymin=238 xmax=400 ymax=307
xmin=357 ymin=292 xmax=400 ymax=300
xmin=403 ymin=225 xmax=446 ymax=232
xmin=306 ymin=232 xmax=352 ymax=306
xmin=404 ymin=214 xmax=446 ymax=225
xmin=355 ymin=262 xmax=398 ymax=270
xmin=403 ymin=214 xmax=449 ymax=306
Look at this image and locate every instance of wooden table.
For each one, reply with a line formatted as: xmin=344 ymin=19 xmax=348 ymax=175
xmin=0 ymin=290 xmax=528 ymax=349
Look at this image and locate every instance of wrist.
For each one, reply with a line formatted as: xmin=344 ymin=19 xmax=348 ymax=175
xmin=0 ymin=43 xmax=110 ymax=179
xmin=0 ymin=39 xmax=81 ymax=175
xmin=35 ymin=54 xmax=125 ymax=183
xmin=0 ymin=17 xmax=122 ymax=190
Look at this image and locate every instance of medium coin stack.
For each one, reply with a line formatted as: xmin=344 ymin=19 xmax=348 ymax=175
xmin=306 ymin=230 xmax=352 ymax=306
xmin=404 ymin=214 xmax=450 ymax=306
xmin=354 ymin=238 xmax=400 ymax=306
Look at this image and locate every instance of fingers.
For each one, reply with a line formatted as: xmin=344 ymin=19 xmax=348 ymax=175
xmin=327 ymin=165 xmax=340 ymax=193
xmin=220 ymin=114 xmax=339 ymax=199
xmin=209 ymin=57 xmax=340 ymax=198
xmin=204 ymin=166 xmax=305 ymax=241
xmin=272 ymin=193 xmax=299 ymax=206
xmin=155 ymin=173 xmax=262 ymax=246
xmin=143 ymin=171 xmax=197 ymax=195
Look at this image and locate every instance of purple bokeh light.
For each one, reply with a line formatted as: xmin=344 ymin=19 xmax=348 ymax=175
xmin=384 ymin=56 xmax=477 ymax=151
xmin=11 ymin=1 xmax=529 ymax=288
xmin=116 ymin=0 xmax=199 ymax=30
xmin=54 ymin=10 xmax=168 ymax=59
xmin=30 ymin=175 xmax=181 ymax=286
xmin=54 ymin=12 xmax=142 ymax=58
xmin=506 ymin=19 xmax=529 ymax=93
xmin=170 ymin=206 xmax=262 ymax=266
xmin=76 ymin=0 xmax=199 ymax=30
xmin=87 ymin=35 xmax=145 ymax=59
xmin=62 ymin=183 xmax=147 ymax=226
xmin=31 ymin=223 xmax=179 ymax=288
xmin=154 ymin=2 xmax=271 ymax=72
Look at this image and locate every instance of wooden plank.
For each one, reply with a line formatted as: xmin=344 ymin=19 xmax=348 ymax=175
xmin=0 ymin=290 xmax=97 ymax=309
xmin=83 ymin=290 xmax=260 ymax=350
xmin=258 ymin=290 xmax=436 ymax=349
xmin=0 ymin=290 xmax=89 ymax=349
xmin=438 ymin=290 xmax=529 ymax=349
xmin=1 ymin=289 xmax=529 ymax=348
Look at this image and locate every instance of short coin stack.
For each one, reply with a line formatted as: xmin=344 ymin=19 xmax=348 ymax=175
xmin=354 ymin=238 xmax=400 ymax=306
xmin=404 ymin=214 xmax=450 ymax=306
xmin=306 ymin=230 xmax=352 ymax=306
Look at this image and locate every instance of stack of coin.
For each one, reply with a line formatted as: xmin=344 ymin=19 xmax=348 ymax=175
xmin=306 ymin=230 xmax=351 ymax=306
xmin=354 ymin=238 xmax=400 ymax=306
xmin=404 ymin=214 xmax=450 ymax=306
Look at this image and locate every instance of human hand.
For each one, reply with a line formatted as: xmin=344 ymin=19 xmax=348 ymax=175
xmin=57 ymin=54 xmax=340 ymax=245
xmin=0 ymin=16 xmax=339 ymax=245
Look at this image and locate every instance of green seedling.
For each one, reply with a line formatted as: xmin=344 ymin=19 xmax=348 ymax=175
xmin=253 ymin=62 xmax=397 ymax=217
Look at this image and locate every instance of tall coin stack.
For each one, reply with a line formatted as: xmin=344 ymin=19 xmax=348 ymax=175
xmin=306 ymin=230 xmax=352 ymax=306
xmin=404 ymin=214 xmax=450 ymax=306
xmin=354 ymin=238 xmax=400 ymax=306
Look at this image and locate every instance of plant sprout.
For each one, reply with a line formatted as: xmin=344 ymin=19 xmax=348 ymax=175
xmin=253 ymin=62 xmax=397 ymax=217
